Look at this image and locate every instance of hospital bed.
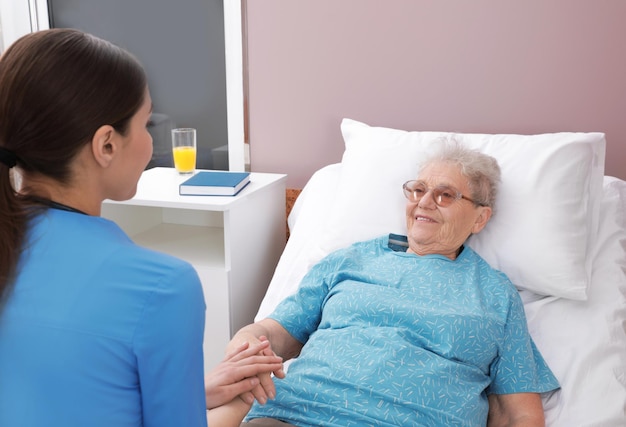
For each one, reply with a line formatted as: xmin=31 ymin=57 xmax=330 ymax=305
xmin=255 ymin=118 xmax=626 ymax=426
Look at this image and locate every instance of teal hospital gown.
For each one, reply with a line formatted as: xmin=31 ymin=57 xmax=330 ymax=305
xmin=246 ymin=234 xmax=559 ymax=427
xmin=0 ymin=208 xmax=208 ymax=427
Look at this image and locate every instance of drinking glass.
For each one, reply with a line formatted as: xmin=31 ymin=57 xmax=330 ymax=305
xmin=171 ymin=128 xmax=197 ymax=174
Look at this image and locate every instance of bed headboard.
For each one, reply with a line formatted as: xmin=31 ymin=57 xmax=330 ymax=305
xmin=285 ymin=188 xmax=302 ymax=241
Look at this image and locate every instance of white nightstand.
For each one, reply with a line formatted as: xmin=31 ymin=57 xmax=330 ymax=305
xmin=102 ymin=167 xmax=287 ymax=370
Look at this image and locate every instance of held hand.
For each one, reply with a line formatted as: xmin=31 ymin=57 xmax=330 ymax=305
xmin=205 ymin=338 xmax=283 ymax=409
xmin=243 ymin=336 xmax=286 ymax=406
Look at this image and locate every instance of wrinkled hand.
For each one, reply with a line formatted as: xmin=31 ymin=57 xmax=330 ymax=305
xmin=205 ymin=338 xmax=283 ymax=409
xmin=239 ymin=336 xmax=287 ymax=406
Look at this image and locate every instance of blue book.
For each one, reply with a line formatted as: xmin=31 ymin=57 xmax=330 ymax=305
xmin=179 ymin=171 xmax=251 ymax=196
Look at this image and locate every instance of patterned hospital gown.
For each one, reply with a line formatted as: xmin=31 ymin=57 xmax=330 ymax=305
xmin=246 ymin=234 xmax=559 ymax=427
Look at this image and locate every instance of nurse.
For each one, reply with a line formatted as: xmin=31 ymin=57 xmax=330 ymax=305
xmin=0 ymin=28 xmax=281 ymax=427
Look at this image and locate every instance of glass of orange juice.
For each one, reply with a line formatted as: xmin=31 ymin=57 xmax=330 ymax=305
xmin=171 ymin=128 xmax=197 ymax=174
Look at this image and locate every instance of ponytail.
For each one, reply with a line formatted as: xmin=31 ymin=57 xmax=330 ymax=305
xmin=0 ymin=162 xmax=28 ymax=304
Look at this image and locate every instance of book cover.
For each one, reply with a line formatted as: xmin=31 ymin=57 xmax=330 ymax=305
xmin=179 ymin=171 xmax=251 ymax=196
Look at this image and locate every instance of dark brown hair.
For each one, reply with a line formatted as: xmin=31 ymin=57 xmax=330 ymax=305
xmin=0 ymin=28 xmax=147 ymax=302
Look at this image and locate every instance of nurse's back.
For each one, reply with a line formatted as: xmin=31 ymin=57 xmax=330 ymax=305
xmin=0 ymin=210 xmax=207 ymax=426
xmin=0 ymin=29 xmax=207 ymax=427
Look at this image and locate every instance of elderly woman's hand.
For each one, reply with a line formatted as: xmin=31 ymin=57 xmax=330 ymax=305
xmin=205 ymin=338 xmax=283 ymax=409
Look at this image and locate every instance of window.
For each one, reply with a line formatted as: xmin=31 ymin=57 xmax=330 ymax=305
xmin=0 ymin=0 xmax=246 ymax=171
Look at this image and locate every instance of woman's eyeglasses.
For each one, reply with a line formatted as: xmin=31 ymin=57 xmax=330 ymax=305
xmin=402 ymin=180 xmax=483 ymax=207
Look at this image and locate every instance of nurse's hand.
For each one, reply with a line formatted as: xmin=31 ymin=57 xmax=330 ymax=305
xmin=205 ymin=338 xmax=283 ymax=409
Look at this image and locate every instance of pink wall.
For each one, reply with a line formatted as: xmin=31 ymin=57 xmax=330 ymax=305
xmin=246 ymin=1 xmax=626 ymax=188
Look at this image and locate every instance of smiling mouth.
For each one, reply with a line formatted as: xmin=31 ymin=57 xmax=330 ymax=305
xmin=415 ymin=215 xmax=436 ymax=223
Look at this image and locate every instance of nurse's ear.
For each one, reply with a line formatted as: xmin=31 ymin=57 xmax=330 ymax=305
xmin=90 ymin=125 xmax=120 ymax=168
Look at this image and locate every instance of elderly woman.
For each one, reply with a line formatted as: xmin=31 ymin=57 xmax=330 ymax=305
xmin=228 ymin=141 xmax=559 ymax=427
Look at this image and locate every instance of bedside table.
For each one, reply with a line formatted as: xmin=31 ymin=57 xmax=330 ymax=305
xmin=102 ymin=167 xmax=287 ymax=370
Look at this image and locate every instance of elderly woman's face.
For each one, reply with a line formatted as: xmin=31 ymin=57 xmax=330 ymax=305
xmin=405 ymin=161 xmax=492 ymax=260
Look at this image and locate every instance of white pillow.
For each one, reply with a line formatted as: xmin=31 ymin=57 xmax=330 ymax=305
xmin=523 ymin=176 xmax=626 ymax=426
xmin=318 ymin=118 xmax=606 ymax=300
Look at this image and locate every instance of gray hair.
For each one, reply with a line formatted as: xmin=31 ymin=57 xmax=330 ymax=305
xmin=417 ymin=136 xmax=501 ymax=209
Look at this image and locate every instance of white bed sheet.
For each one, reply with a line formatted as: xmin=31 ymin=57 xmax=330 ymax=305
xmin=257 ymin=163 xmax=626 ymax=426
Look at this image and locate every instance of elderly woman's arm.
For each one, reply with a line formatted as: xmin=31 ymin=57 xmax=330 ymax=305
xmin=228 ymin=318 xmax=303 ymax=361
xmin=487 ymin=393 xmax=545 ymax=427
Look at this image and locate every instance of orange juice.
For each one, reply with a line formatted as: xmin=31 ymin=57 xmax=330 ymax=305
xmin=173 ymin=146 xmax=196 ymax=173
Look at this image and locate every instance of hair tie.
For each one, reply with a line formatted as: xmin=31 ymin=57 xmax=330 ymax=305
xmin=0 ymin=146 xmax=17 ymax=168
